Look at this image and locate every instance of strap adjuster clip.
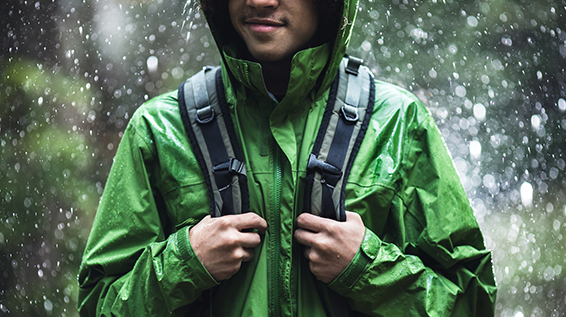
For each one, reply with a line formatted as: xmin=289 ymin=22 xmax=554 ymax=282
xmin=307 ymin=154 xmax=342 ymax=176
xmin=196 ymin=105 xmax=215 ymax=124
xmin=341 ymin=104 xmax=359 ymax=123
xmin=228 ymin=157 xmax=246 ymax=175
xmin=345 ymin=56 xmax=363 ymax=76
xmin=213 ymin=157 xmax=246 ymax=175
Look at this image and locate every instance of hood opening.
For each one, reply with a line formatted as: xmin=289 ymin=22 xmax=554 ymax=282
xmin=200 ymin=0 xmax=343 ymax=59
xmin=199 ymin=0 xmax=352 ymax=99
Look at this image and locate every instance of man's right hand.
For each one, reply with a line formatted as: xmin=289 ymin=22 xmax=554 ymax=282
xmin=188 ymin=213 xmax=267 ymax=281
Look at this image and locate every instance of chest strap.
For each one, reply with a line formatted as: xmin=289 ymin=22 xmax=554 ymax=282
xmin=178 ymin=66 xmax=249 ymax=217
xmin=303 ymin=56 xmax=375 ymax=221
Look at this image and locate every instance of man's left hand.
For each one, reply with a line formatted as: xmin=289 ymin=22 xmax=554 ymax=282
xmin=294 ymin=211 xmax=365 ymax=284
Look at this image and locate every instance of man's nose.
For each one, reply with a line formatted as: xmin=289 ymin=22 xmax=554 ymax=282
xmin=246 ymin=0 xmax=279 ymax=9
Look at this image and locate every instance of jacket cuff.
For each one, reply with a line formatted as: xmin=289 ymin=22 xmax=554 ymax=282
xmin=328 ymin=228 xmax=381 ymax=295
xmin=175 ymin=225 xmax=219 ymax=288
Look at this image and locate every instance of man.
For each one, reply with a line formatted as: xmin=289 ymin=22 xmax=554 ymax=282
xmin=78 ymin=0 xmax=497 ymax=315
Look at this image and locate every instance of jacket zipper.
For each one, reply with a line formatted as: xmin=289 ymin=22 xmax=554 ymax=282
xmin=269 ymin=146 xmax=283 ymax=317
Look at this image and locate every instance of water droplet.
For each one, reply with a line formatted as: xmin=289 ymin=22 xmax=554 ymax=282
xmin=531 ymin=114 xmax=541 ymax=130
xmin=147 ymin=56 xmax=158 ymax=73
xmin=520 ymin=182 xmax=533 ymax=208
xmin=544 ymin=266 xmax=555 ymax=281
xmin=455 ymin=85 xmax=466 ymax=97
xmin=473 ymin=103 xmax=486 ymax=121
xmin=44 ymin=299 xmax=52 ymax=312
xmin=467 ymin=16 xmax=478 ymax=27
xmin=558 ymin=98 xmax=565 ymax=112
xmin=470 ymin=140 xmax=481 ymax=160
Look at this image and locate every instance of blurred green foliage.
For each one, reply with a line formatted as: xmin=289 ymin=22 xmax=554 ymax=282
xmin=1 ymin=60 xmax=98 ymax=314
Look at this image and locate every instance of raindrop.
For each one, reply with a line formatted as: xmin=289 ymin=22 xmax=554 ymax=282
xmin=448 ymin=44 xmax=458 ymax=54
xmin=361 ymin=40 xmax=372 ymax=51
xmin=171 ymin=67 xmax=184 ymax=79
xmin=455 ymin=85 xmax=466 ymax=97
xmin=147 ymin=56 xmax=158 ymax=73
xmin=44 ymin=299 xmax=53 ymax=313
xmin=483 ymin=174 xmax=496 ymax=188
xmin=473 ymin=103 xmax=486 ymax=121
xmin=520 ymin=182 xmax=533 ymax=208
xmin=558 ymin=98 xmax=565 ymax=112
xmin=470 ymin=140 xmax=482 ymax=160
xmin=544 ymin=266 xmax=555 ymax=281
xmin=429 ymin=68 xmax=437 ymax=78
xmin=501 ymin=37 xmax=513 ymax=46
xmin=409 ymin=28 xmax=427 ymax=41
xmin=531 ymin=115 xmax=541 ymax=130
xmin=467 ymin=16 xmax=478 ymax=27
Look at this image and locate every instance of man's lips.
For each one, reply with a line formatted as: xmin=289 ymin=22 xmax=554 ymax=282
xmin=245 ymin=18 xmax=285 ymax=33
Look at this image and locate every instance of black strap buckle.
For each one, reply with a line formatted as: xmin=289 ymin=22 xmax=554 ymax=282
xmin=213 ymin=157 xmax=246 ymax=175
xmin=307 ymin=154 xmax=342 ymax=176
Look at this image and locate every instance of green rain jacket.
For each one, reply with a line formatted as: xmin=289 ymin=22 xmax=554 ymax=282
xmin=78 ymin=0 xmax=497 ymax=315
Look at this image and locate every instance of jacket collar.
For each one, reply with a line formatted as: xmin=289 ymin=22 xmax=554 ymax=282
xmin=222 ymin=43 xmax=331 ymax=108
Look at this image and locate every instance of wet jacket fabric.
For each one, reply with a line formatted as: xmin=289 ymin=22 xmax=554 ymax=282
xmin=78 ymin=0 xmax=497 ymax=315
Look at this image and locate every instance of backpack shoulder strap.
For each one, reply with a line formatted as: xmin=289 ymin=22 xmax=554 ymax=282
xmin=304 ymin=56 xmax=375 ymax=221
xmin=178 ymin=66 xmax=249 ymax=217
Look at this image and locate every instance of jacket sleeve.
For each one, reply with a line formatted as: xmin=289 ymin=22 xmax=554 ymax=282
xmin=78 ymin=110 xmax=218 ymax=316
xmin=329 ymin=101 xmax=497 ymax=316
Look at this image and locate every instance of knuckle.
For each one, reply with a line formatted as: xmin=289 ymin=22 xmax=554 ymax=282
xmin=251 ymin=233 xmax=261 ymax=245
xmin=308 ymin=250 xmax=320 ymax=263
xmin=303 ymin=248 xmax=311 ymax=260
xmin=224 ymin=234 xmax=240 ymax=247
xmin=317 ymin=239 xmax=331 ymax=251
xmin=324 ymin=221 xmax=336 ymax=234
xmin=216 ymin=216 xmax=230 ymax=228
xmin=232 ymin=248 xmax=244 ymax=261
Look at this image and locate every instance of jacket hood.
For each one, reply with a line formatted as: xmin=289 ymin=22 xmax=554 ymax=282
xmin=200 ymin=0 xmax=360 ymax=101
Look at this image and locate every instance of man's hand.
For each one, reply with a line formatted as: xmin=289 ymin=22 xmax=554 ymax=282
xmin=189 ymin=213 xmax=267 ymax=281
xmin=294 ymin=211 xmax=365 ymax=284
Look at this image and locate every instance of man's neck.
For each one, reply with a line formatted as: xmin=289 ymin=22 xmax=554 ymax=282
xmin=260 ymin=59 xmax=291 ymax=98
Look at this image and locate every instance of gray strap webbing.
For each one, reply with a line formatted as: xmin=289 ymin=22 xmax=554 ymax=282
xmin=178 ymin=66 xmax=248 ymax=217
xmin=305 ymin=55 xmax=375 ymax=317
xmin=304 ymin=56 xmax=374 ymax=222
